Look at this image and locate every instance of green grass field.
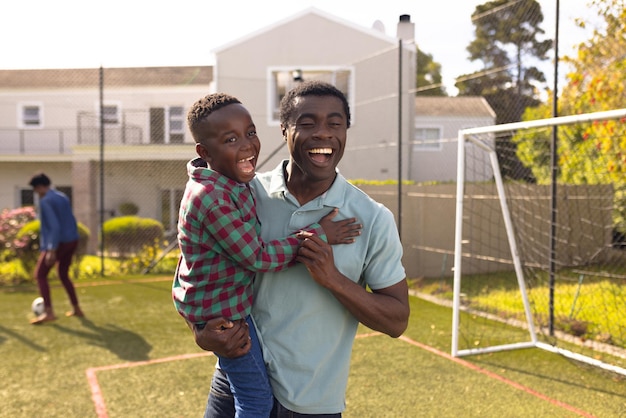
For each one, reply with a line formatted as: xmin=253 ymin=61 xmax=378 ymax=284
xmin=1 ymin=275 xmax=625 ymax=417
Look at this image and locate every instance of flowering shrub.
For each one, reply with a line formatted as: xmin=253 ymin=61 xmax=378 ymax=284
xmin=15 ymin=220 xmax=90 ymax=279
xmin=14 ymin=220 xmax=42 ymax=276
xmin=0 ymin=207 xmax=36 ymax=262
xmin=119 ymin=238 xmax=168 ymax=274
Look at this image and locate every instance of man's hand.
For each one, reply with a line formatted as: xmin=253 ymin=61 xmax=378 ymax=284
xmin=296 ymin=235 xmax=339 ymax=288
xmin=297 ymin=235 xmax=410 ymax=338
xmin=45 ymin=250 xmax=57 ymax=267
xmin=191 ymin=317 xmax=251 ymax=358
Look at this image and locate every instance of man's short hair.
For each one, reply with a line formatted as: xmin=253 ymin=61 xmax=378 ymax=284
xmin=28 ymin=172 xmax=51 ymax=188
xmin=279 ymin=80 xmax=351 ymax=128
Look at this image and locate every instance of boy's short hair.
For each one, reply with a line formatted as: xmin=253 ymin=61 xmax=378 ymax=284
xmin=279 ymin=80 xmax=351 ymax=129
xmin=28 ymin=172 xmax=51 ymax=188
xmin=187 ymin=93 xmax=242 ymax=143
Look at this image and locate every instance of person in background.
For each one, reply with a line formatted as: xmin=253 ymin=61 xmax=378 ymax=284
xmin=28 ymin=172 xmax=83 ymax=325
xmin=194 ymin=81 xmax=409 ymax=417
xmin=172 ymin=93 xmax=361 ymax=417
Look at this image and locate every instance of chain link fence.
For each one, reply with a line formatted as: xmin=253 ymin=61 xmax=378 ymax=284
xmin=1 ymin=0 xmax=625 ymax=364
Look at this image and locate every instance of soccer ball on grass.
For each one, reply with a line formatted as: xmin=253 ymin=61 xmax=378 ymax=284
xmin=31 ymin=297 xmax=45 ymax=316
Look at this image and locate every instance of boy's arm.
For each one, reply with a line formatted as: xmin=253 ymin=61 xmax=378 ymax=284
xmin=207 ymin=201 xmax=312 ymax=273
xmin=316 ymin=208 xmax=362 ymax=245
xmin=207 ymin=203 xmax=360 ymax=273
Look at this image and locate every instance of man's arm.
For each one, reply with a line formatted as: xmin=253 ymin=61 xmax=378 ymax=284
xmin=192 ymin=317 xmax=252 ymax=358
xmin=297 ymin=235 xmax=409 ymax=337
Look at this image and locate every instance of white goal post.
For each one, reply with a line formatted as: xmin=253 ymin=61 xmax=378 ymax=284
xmin=452 ymin=108 xmax=626 ymax=377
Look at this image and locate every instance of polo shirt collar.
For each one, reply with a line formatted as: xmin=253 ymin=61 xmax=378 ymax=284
xmin=268 ymin=160 xmax=346 ymax=209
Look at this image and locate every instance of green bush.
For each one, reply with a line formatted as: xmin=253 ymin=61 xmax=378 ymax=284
xmin=0 ymin=258 xmax=29 ymax=285
xmin=148 ymin=251 xmax=179 ymax=274
xmin=118 ymin=202 xmax=139 ymax=215
xmin=14 ymin=220 xmax=90 ymax=280
xmin=102 ymin=216 xmax=164 ymax=257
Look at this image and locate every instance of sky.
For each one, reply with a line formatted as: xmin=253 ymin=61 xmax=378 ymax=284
xmin=1 ymin=0 xmax=596 ymax=94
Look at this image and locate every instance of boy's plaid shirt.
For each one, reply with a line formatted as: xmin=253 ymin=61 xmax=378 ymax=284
xmin=173 ymin=159 xmax=324 ymax=323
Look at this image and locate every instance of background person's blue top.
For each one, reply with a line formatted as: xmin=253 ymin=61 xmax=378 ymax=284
xmin=38 ymin=188 xmax=79 ymax=251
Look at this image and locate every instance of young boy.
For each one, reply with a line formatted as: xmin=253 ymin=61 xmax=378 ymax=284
xmin=172 ymin=93 xmax=360 ymax=418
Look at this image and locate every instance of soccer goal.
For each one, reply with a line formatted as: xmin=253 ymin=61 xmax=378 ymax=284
xmin=452 ymin=108 xmax=626 ymax=377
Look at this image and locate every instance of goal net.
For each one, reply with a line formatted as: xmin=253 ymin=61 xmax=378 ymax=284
xmin=452 ymin=108 xmax=626 ymax=376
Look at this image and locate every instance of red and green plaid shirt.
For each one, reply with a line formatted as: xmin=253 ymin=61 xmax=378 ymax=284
xmin=172 ymin=158 xmax=324 ymax=323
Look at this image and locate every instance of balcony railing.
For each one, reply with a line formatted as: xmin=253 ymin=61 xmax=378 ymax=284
xmin=1 ymin=108 xmax=188 ymax=155
xmin=0 ymin=128 xmax=74 ymax=154
xmin=0 ymin=125 xmax=187 ymax=155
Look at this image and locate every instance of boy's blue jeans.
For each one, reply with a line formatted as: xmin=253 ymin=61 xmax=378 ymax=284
xmin=204 ymin=351 xmax=342 ymax=417
xmin=213 ymin=315 xmax=273 ymax=418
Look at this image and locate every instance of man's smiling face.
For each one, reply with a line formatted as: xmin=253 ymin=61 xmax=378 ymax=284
xmin=282 ymin=95 xmax=347 ymax=183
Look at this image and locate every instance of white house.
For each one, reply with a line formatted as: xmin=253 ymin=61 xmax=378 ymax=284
xmin=0 ymin=66 xmax=214 ymax=250
xmin=0 ymin=8 xmax=495 ymax=256
xmin=212 ymin=8 xmax=416 ymax=180
xmin=412 ymin=96 xmax=496 ymax=182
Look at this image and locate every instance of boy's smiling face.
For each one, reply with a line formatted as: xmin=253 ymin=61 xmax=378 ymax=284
xmin=195 ymin=103 xmax=261 ymax=184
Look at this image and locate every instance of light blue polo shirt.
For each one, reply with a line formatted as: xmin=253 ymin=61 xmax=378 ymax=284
xmin=250 ymin=161 xmax=406 ymax=414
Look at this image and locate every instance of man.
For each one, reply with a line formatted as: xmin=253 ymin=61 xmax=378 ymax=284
xmin=194 ymin=81 xmax=409 ymax=417
xmin=28 ymin=173 xmax=84 ymax=324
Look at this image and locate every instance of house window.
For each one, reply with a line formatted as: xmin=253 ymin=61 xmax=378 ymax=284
xmin=168 ymin=106 xmax=185 ymax=143
xmin=22 ymin=186 xmax=73 ymax=207
xmin=268 ymin=67 xmax=354 ymax=125
xmin=58 ymin=186 xmax=73 ymax=203
xmin=103 ymin=104 xmax=119 ymax=125
xmin=97 ymin=101 xmax=121 ymax=125
xmin=20 ymin=189 xmax=34 ymax=206
xmin=413 ymin=127 xmax=442 ymax=151
xmin=160 ymin=188 xmax=184 ymax=233
xmin=19 ymin=103 xmax=43 ymax=128
xmin=150 ymin=106 xmax=185 ymax=144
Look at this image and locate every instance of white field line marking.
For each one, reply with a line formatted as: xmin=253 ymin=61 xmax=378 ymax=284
xmin=86 ymin=352 xmax=213 ymax=418
xmin=86 ymin=333 xmax=596 ymax=418
xmin=398 ymin=335 xmax=596 ymax=418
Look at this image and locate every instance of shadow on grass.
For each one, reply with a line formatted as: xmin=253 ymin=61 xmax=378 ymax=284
xmin=472 ymin=354 xmax=626 ymax=398
xmin=0 ymin=324 xmax=47 ymax=352
xmin=53 ymin=317 xmax=152 ymax=361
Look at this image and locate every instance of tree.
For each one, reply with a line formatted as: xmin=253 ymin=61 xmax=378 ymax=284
xmin=455 ymin=0 xmax=552 ymax=180
xmin=514 ymin=0 xmax=626 ymax=233
xmin=456 ymin=0 xmax=552 ymax=124
xmin=415 ymin=47 xmax=447 ymax=96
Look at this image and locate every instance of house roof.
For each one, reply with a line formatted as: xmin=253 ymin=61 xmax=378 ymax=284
xmin=213 ymin=7 xmax=397 ymax=54
xmin=415 ymin=96 xmax=496 ymax=118
xmin=0 ymin=66 xmax=213 ymax=89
